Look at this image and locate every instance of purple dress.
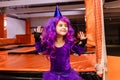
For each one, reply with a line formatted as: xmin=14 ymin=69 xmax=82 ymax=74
xmin=36 ymin=42 xmax=84 ymax=80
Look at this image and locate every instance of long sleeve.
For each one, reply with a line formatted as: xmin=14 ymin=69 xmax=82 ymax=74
xmin=33 ymin=32 xmax=41 ymax=42
xmin=35 ymin=41 xmax=41 ymax=53
xmin=35 ymin=40 xmax=48 ymax=54
xmin=34 ymin=32 xmax=46 ymax=53
xmin=71 ymin=39 xmax=87 ymax=55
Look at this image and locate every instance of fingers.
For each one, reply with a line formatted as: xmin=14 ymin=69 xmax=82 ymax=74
xmin=79 ymin=31 xmax=84 ymax=37
xmin=40 ymin=27 xmax=43 ymax=33
xmin=79 ymin=31 xmax=87 ymax=40
xmin=37 ymin=26 xmax=43 ymax=33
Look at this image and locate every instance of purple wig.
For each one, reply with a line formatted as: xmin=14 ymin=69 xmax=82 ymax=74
xmin=42 ymin=16 xmax=75 ymax=53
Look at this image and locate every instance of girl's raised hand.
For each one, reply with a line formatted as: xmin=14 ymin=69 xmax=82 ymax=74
xmin=78 ymin=31 xmax=87 ymax=40
xmin=37 ymin=26 xmax=43 ymax=33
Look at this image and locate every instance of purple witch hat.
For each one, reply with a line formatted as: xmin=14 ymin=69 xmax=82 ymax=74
xmin=54 ymin=5 xmax=62 ymax=17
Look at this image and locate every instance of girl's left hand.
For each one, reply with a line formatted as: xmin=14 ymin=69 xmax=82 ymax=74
xmin=78 ymin=31 xmax=87 ymax=40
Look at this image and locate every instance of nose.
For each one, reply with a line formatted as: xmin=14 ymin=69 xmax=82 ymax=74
xmin=62 ymin=25 xmax=66 ymax=28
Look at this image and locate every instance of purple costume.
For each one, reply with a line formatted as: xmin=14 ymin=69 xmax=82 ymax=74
xmin=34 ymin=5 xmax=86 ymax=80
xmin=36 ymin=41 xmax=84 ymax=80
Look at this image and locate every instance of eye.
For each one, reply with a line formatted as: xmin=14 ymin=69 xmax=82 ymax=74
xmin=64 ymin=24 xmax=67 ymax=27
xmin=59 ymin=24 xmax=63 ymax=27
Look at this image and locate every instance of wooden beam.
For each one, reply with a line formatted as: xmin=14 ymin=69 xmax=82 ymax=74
xmin=104 ymin=8 xmax=120 ymax=13
xmin=17 ymin=11 xmax=85 ymax=18
xmin=6 ymin=4 xmax=85 ymax=14
xmin=0 ymin=0 xmax=83 ymax=7
xmin=104 ymin=0 xmax=120 ymax=8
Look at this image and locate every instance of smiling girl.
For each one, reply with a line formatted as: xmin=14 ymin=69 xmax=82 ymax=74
xmin=34 ymin=6 xmax=87 ymax=80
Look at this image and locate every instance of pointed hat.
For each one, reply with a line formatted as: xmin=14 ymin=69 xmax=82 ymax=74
xmin=54 ymin=5 xmax=62 ymax=17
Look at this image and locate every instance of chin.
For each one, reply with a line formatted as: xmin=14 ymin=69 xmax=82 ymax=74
xmin=61 ymin=33 xmax=67 ymax=36
xmin=57 ymin=32 xmax=67 ymax=36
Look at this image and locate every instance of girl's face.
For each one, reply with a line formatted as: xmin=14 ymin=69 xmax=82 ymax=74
xmin=56 ymin=20 xmax=68 ymax=36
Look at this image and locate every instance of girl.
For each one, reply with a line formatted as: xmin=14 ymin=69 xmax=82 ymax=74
xmin=35 ymin=6 xmax=87 ymax=80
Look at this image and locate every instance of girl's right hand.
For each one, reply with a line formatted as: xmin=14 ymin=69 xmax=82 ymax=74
xmin=37 ymin=26 xmax=43 ymax=33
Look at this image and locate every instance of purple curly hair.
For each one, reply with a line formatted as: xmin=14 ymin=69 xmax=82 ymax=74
xmin=42 ymin=16 xmax=75 ymax=52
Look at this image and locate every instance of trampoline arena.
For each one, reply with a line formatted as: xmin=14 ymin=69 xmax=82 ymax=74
xmin=0 ymin=44 xmax=101 ymax=80
xmin=0 ymin=0 xmax=107 ymax=80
